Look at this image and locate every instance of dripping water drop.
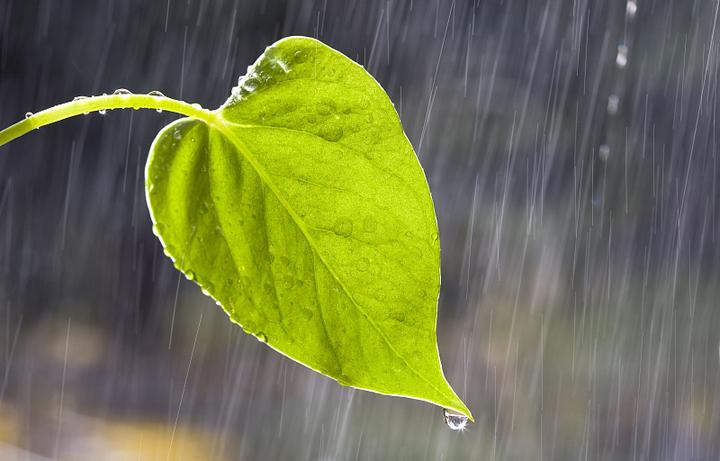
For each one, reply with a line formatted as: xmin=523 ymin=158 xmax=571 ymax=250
xmin=443 ymin=409 xmax=468 ymax=431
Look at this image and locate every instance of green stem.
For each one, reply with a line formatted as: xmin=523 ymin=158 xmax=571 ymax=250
xmin=0 ymin=93 xmax=217 ymax=148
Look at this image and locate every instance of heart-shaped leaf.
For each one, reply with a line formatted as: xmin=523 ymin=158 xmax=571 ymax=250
xmin=146 ymin=36 xmax=471 ymax=419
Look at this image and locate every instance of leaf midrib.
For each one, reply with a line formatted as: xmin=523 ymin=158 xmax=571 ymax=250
xmin=200 ymin=112 xmax=460 ymax=408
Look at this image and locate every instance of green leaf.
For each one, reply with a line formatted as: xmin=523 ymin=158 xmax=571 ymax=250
xmin=145 ymin=36 xmax=471 ymax=419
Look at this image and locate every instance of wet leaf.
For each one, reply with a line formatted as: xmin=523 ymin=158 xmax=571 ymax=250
xmin=146 ymin=36 xmax=471 ymax=419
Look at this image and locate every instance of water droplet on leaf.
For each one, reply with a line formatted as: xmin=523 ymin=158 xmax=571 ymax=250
xmin=294 ymin=50 xmax=307 ymax=63
xmin=363 ymin=216 xmax=377 ymax=232
xmin=98 ymin=109 xmax=107 ymax=115
xmin=152 ymin=223 xmax=165 ymax=235
xmin=113 ymin=88 xmax=132 ymax=95
xmin=332 ymin=217 xmax=353 ymax=237
xmin=24 ymin=112 xmax=33 ymax=119
xmin=443 ymin=409 xmax=468 ymax=431
xmin=319 ymin=125 xmax=343 ymax=142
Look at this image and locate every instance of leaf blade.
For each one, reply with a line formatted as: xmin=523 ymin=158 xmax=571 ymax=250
xmin=146 ymin=36 xmax=472 ymax=419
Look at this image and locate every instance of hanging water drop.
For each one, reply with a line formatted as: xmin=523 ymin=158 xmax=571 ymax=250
xmin=98 ymin=109 xmax=107 ymax=115
xmin=149 ymin=91 xmax=165 ymax=112
xmin=443 ymin=409 xmax=468 ymax=431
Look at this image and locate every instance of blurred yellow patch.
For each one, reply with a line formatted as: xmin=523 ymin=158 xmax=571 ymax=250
xmin=0 ymin=405 xmax=20 ymax=445
xmin=97 ymin=420 xmax=224 ymax=461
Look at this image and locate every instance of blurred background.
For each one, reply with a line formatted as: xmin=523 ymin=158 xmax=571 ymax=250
xmin=1 ymin=0 xmax=719 ymax=459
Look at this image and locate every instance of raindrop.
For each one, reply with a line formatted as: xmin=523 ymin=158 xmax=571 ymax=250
xmin=243 ymin=78 xmax=259 ymax=92
xmin=113 ymin=88 xmax=132 ymax=95
xmin=191 ymin=103 xmax=202 ymax=110
xmin=256 ymin=332 xmax=268 ymax=343
xmin=316 ymin=102 xmax=333 ymax=115
xmin=149 ymin=91 xmax=165 ymax=112
xmin=607 ymin=94 xmax=620 ymax=115
xmin=443 ymin=409 xmax=468 ymax=431
xmin=363 ymin=216 xmax=377 ymax=232
xmin=626 ymin=1 xmax=638 ymax=20
xmin=24 ymin=112 xmax=33 ymax=119
xmin=431 ymin=232 xmax=439 ymax=242
xmin=599 ymin=144 xmax=611 ymax=161
xmin=332 ymin=217 xmax=353 ymax=237
xmin=294 ymin=50 xmax=307 ymax=63
xmin=72 ymin=96 xmax=88 ymax=101
xmin=185 ymin=270 xmax=196 ymax=281
xmin=98 ymin=109 xmax=107 ymax=115
xmin=616 ymin=44 xmax=628 ymax=68
xmin=319 ymin=125 xmax=343 ymax=142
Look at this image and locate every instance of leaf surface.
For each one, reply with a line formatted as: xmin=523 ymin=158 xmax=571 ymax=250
xmin=146 ymin=36 xmax=471 ymax=418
